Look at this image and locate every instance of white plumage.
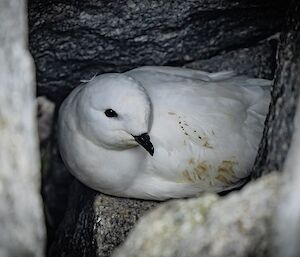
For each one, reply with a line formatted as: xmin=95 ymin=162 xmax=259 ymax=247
xmin=58 ymin=66 xmax=271 ymax=200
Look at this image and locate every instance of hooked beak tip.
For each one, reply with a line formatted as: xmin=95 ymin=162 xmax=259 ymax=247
xmin=133 ymin=133 xmax=154 ymax=156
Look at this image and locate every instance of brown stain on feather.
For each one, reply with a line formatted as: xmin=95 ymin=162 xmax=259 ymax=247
xmin=203 ymin=141 xmax=213 ymax=149
xmin=216 ymin=160 xmax=238 ymax=184
xmin=181 ymin=161 xmax=210 ymax=183
xmin=182 ymin=170 xmax=193 ymax=182
xmin=181 ymin=159 xmax=239 ymax=186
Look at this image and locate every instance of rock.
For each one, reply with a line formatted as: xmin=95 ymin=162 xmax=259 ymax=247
xmin=273 ymin=1 xmax=300 ymax=257
xmin=40 ymin=123 xmax=74 ymax=248
xmin=37 ymin=97 xmax=70 ymax=244
xmin=37 ymin=96 xmax=55 ymax=146
xmin=252 ymin=0 xmax=300 ymax=178
xmin=184 ymin=37 xmax=278 ymax=80
xmin=274 ymin=86 xmax=300 ymax=257
xmin=28 ymin=0 xmax=285 ymax=102
xmin=50 ymin=181 xmax=158 ymax=257
xmin=36 ymin=95 xmax=70 ymax=246
xmin=0 ymin=1 xmax=45 ymax=257
xmin=113 ymin=173 xmax=280 ymax=257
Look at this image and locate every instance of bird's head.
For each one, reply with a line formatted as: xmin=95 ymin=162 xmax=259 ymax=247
xmin=76 ymin=73 xmax=154 ymax=156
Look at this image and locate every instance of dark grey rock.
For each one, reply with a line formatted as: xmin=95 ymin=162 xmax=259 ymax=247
xmin=50 ymin=181 xmax=158 ymax=257
xmin=40 ymin=120 xmax=74 ymax=249
xmin=184 ymin=37 xmax=278 ymax=80
xmin=28 ymin=0 xmax=285 ymax=103
xmin=0 ymin=0 xmax=45 ymax=256
xmin=252 ymin=0 xmax=300 ymax=178
xmin=37 ymin=97 xmax=71 ymax=245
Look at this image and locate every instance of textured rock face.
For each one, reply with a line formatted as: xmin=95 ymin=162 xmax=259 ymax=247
xmin=0 ymin=1 xmax=45 ymax=257
xmin=37 ymin=96 xmax=55 ymax=146
xmin=275 ymin=90 xmax=300 ymax=257
xmin=50 ymin=181 xmax=158 ymax=257
xmin=28 ymin=0 xmax=285 ymax=102
xmin=252 ymin=0 xmax=300 ymax=178
xmin=184 ymin=38 xmax=277 ymax=80
xmin=113 ymin=174 xmax=280 ymax=257
xmin=273 ymin=2 xmax=300 ymax=257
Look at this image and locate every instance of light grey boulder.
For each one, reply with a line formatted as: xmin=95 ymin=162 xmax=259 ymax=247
xmin=113 ymin=173 xmax=280 ymax=257
xmin=275 ymin=84 xmax=300 ymax=257
xmin=0 ymin=0 xmax=45 ymax=257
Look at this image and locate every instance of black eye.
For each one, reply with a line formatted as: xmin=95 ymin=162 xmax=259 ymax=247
xmin=104 ymin=109 xmax=118 ymax=118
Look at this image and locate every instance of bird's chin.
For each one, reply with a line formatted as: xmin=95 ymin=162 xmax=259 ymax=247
xmin=113 ymin=138 xmax=139 ymax=149
xmin=122 ymin=139 xmax=139 ymax=148
xmin=110 ymin=131 xmax=139 ymax=149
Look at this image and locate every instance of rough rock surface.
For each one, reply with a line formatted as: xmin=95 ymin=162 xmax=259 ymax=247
xmin=252 ymin=0 xmax=300 ymax=178
xmin=275 ymin=86 xmax=300 ymax=257
xmin=28 ymin=0 xmax=285 ymax=102
xmin=37 ymin=96 xmax=55 ymax=146
xmin=113 ymin=174 xmax=280 ymax=257
xmin=38 ymin=108 xmax=74 ymax=248
xmin=0 ymin=1 xmax=45 ymax=257
xmin=184 ymin=37 xmax=277 ymax=80
xmin=50 ymin=181 xmax=158 ymax=257
xmin=273 ymin=2 xmax=300 ymax=257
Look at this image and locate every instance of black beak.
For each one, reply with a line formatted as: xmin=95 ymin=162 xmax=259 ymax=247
xmin=133 ymin=133 xmax=154 ymax=156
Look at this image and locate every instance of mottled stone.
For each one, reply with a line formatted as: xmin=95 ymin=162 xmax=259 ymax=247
xmin=50 ymin=181 xmax=158 ymax=257
xmin=184 ymin=37 xmax=278 ymax=80
xmin=273 ymin=2 xmax=300 ymax=257
xmin=37 ymin=96 xmax=55 ymax=145
xmin=252 ymin=0 xmax=300 ymax=178
xmin=41 ymin=126 xmax=73 ymax=248
xmin=274 ymin=85 xmax=300 ymax=257
xmin=28 ymin=0 xmax=285 ymax=103
xmin=0 ymin=0 xmax=45 ymax=256
xmin=113 ymin=174 xmax=280 ymax=257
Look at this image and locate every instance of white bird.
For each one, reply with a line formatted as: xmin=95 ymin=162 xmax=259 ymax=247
xmin=58 ymin=66 xmax=271 ymax=200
